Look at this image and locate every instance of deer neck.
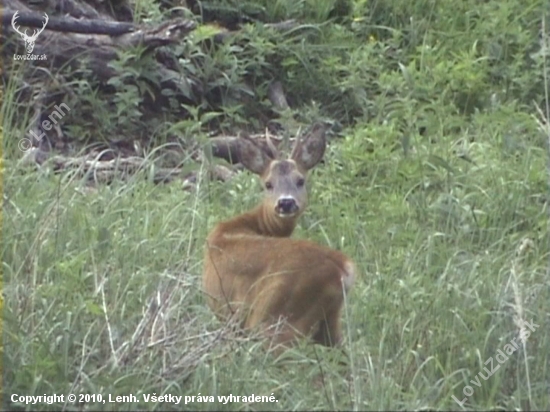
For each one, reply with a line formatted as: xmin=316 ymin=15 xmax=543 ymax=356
xmin=233 ymin=204 xmax=298 ymax=237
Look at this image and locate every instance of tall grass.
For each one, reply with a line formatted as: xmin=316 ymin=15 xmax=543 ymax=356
xmin=2 ymin=0 xmax=549 ymax=410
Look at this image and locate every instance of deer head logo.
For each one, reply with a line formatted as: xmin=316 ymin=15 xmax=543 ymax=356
xmin=11 ymin=11 xmax=49 ymax=54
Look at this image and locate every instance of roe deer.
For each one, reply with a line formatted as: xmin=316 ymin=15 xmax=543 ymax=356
xmin=203 ymin=123 xmax=356 ymax=350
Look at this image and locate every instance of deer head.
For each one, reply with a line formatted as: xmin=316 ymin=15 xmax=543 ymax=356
xmin=12 ymin=11 xmax=49 ymax=54
xmin=237 ymin=122 xmax=329 ymax=223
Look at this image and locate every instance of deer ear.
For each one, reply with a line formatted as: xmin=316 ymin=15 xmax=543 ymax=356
xmin=237 ymin=133 xmax=275 ymax=175
xmin=291 ymin=122 xmax=328 ymax=171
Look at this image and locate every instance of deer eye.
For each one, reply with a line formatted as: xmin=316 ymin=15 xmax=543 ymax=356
xmin=296 ymin=178 xmax=305 ymax=188
xmin=265 ymin=182 xmax=273 ymax=190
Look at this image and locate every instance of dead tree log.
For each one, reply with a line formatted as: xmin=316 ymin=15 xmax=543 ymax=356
xmin=3 ymin=0 xmax=324 ymax=184
xmin=2 ymin=9 xmax=136 ymax=35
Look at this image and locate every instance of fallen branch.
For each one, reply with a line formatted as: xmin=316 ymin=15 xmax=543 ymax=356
xmin=19 ymin=147 xmax=237 ymax=187
xmin=2 ymin=9 xmax=136 ymax=35
xmin=208 ymin=134 xmax=284 ymax=165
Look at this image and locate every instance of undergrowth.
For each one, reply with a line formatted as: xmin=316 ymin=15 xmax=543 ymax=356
xmin=2 ymin=0 xmax=549 ymax=410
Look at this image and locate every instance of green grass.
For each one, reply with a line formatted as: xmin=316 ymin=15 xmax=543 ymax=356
xmin=2 ymin=0 xmax=550 ymax=410
xmin=3 ymin=108 xmax=549 ymax=410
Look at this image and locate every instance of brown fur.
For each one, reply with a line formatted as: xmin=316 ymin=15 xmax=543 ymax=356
xmin=203 ymin=125 xmax=356 ymax=351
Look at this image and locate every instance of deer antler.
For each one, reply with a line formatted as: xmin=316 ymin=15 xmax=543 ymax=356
xmin=264 ymin=128 xmax=279 ymax=159
xmin=11 ymin=11 xmax=29 ymax=38
xmin=30 ymin=13 xmax=49 ymax=40
xmin=11 ymin=11 xmax=48 ymax=40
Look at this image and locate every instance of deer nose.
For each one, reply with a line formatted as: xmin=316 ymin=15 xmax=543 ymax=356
xmin=276 ymin=197 xmax=299 ymax=216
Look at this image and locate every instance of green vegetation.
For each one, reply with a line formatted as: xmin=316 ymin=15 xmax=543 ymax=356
xmin=3 ymin=0 xmax=549 ymax=410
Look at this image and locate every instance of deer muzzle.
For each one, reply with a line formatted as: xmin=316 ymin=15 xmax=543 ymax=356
xmin=275 ymin=197 xmax=299 ymax=217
